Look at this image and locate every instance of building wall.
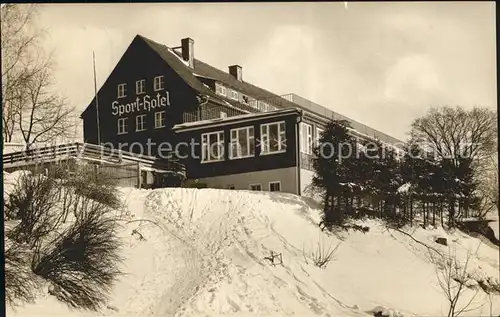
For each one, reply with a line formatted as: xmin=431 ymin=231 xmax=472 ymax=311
xmin=299 ymin=168 xmax=315 ymax=196
xmin=82 ymin=37 xmax=200 ymax=155
xmin=177 ymin=113 xmax=300 ymax=179
xmin=187 ymin=166 xmax=298 ymax=194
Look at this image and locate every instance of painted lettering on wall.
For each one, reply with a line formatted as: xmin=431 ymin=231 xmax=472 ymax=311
xmin=111 ymin=91 xmax=170 ymax=116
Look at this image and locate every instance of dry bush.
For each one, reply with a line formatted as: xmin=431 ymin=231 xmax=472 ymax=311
xmin=4 ymin=165 xmax=124 ymax=311
xmin=5 ymin=240 xmax=39 ymax=306
xmin=48 ymin=164 xmax=122 ymax=210
xmin=5 ymin=171 xmax=60 ymax=248
xmin=63 ymin=172 xmax=121 ymax=210
xmin=304 ymin=238 xmax=341 ymax=269
xmin=31 ymin=201 xmax=123 ymax=310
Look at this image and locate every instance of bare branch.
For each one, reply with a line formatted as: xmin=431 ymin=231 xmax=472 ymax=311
xmin=1 ymin=4 xmax=76 ymax=145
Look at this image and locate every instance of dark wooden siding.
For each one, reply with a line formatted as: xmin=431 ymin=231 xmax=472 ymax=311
xmin=82 ymin=37 xmax=199 ymax=155
xmin=177 ymin=114 xmax=299 ymax=179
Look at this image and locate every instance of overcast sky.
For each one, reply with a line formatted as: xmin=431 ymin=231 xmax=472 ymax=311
xmin=37 ymin=2 xmax=496 ymax=141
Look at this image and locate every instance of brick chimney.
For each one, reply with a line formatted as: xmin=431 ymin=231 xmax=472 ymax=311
xmin=181 ymin=38 xmax=194 ymax=68
xmin=229 ymin=65 xmax=242 ymax=81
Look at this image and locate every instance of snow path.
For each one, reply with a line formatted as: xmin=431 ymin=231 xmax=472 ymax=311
xmin=5 ymin=181 xmax=500 ymax=317
xmin=114 ymin=188 xmax=367 ymax=316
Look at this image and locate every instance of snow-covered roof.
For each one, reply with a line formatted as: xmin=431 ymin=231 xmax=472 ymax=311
xmin=167 ymin=47 xmax=190 ymax=67
xmin=397 ymin=182 xmax=412 ymax=193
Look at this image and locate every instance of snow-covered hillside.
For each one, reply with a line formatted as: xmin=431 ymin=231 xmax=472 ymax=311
xmin=6 ymin=180 xmax=500 ymax=317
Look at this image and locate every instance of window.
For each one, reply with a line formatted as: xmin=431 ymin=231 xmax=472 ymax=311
xmin=300 ymin=123 xmax=313 ymax=154
xmin=249 ymin=184 xmax=262 ymax=191
xmin=201 ymin=131 xmax=224 ymax=163
xmin=316 ymin=127 xmax=324 ymax=146
xmin=155 ymin=111 xmax=166 ymax=128
xmin=230 ymin=126 xmax=255 ymax=159
xmin=136 ymin=79 xmax=146 ymax=94
xmin=242 ymin=95 xmax=250 ymax=105
xmin=260 ymin=121 xmax=286 ymax=155
xmin=154 ymin=76 xmax=165 ymax=91
xmin=257 ymin=101 xmax=272 ymax=112
xmin=269 ymin=181 xmax=281 ymax=192
xmin=117 ymin=83 xmax=127 ymax=98
xmin=220 ymin=111 xmax=227 ymax=118
xmin=257 ymin=101 xmax=264 ymax=111
xmin=117 ymin=118 xmax=128 ymax=134
xmin=229 ymin=89 xmax=239 ymax=101
xmin=215 ymin=83 xmax=226 ymax=96
xmin=136 ymin=115 xmax=146 ymax=131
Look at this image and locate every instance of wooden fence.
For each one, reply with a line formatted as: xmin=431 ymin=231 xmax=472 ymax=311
xmin=3 ymin=142 xmax=186 ymax=188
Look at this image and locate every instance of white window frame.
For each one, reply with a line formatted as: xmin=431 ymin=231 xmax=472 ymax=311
xmin=154 ymin=111 xmax=166 ymax=129
xmin=136 ymin=114 xmax=146 ymax=132
xmin=316 ymin=127 xmax=324 ymax=146
xmin=136 ymin=79 xmax=146 ymax=95
xmin=269 ymin=181 xmax=281 ymax=192
xmin=264 ymin=103 xmax=270 ymax=112
xmin=201 ymin=131 xmax=225 ymax=163
xmin=229 ymin=126 xmax=255 ymax=160
xmin=117 ymin=83 xmax=127 ymax=98
xmin=260 ymin=121 xmax=286 ymax=155
xmin=215 ymin=83 xmax=227 ymax=97
xmin=229 ymin=89 xmax=239 ymax=101
xmin=117 ymin=118 xmax=128 ymax=135
xmin=154 ymin=75 xmax=165 ymax=91
xmin=300 ymin=122 xmax=313 ymax=155
xmin=257 ymin=101 xmax=264 ymax=111
xmin=249 ymin=183 xmax=262 ymax=191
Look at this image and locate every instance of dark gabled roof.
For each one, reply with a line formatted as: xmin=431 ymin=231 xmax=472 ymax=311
xmin=138 ymin=35 xmax=216 ymax=98
xmin=81 ymin=35 xmax=228 ymax=118
xmin=192 ymin=58 xmax=403 ymax=145
xmin=82 ymin=34 xmax=402 ymax=145
xmin=193 ymin=59 xmax=298 ymax=108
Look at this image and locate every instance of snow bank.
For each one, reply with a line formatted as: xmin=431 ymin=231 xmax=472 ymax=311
xmin=5 ymin=179 xmax=500 ymax=317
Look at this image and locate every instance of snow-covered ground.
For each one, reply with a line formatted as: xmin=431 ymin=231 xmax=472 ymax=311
xmin=5 ymin=175 xmax=500 ymax=317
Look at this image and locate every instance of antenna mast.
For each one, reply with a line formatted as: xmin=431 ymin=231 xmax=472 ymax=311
xmin=93 ymin=51 xmax=101 ymax=145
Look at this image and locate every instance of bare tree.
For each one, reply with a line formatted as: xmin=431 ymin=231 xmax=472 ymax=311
xmin=2 ymin=4 xmax=41 ymax=142
xmin=17 ymin=58 xmax=75 ymax=146
xmin=476 ymin=154 xmax=499 ymax=217
xmin=436 ymin=248 xmax=483 ymax=317
xmin=410 ymin=106 xmax=498 ymax=219
xmin=1 ymin=4 xmax=75 ymax=146
xmin=410 ymin=106 xmax=497 ymax=166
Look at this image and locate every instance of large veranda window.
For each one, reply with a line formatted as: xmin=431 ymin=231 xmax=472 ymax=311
xmin=230 ymin=126 xmax=255 ymax=159
xmin=300 ymin=122 xmax=313 ymax=154
xmin=315 ymin=127 xmax=324 ymax=147
xmin=260 ymin=121 xmax=286 ymax=155
xmin=201 ymin=131 xmax=225 ymax=162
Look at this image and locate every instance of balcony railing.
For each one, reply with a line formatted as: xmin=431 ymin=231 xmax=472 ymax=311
xmin=183 ymin=103 xmax=248 ymax=123
xmin=247 ymin=100 xmax=281 ymax=112
xmin=280 ymin=93 xmax=403 ymax=146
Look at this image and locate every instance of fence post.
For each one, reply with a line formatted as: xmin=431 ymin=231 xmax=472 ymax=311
xmin=137 ymin=162 xmax=142 ymax=189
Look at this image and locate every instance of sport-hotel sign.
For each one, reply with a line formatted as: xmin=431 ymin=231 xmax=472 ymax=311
xmin=111 ymin=91 xmax=170 ymax=116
